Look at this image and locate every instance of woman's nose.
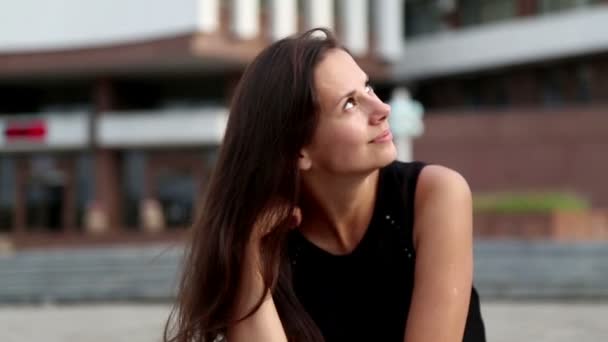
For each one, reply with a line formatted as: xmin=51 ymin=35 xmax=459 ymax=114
xmin=368 ymin=97 xmax=391 ymax=125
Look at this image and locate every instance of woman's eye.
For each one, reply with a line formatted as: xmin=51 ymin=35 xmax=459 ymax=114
xmin=344 ymin=99 xmax=355 ymax=110
xmin=365 ymin=84 xmax=374 ymax=93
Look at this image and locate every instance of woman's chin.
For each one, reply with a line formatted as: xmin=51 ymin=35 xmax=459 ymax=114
xmin=378 ymin=142 xmax=398 ymax=164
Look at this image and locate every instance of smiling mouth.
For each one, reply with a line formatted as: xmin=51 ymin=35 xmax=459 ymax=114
xmin=369 ymin=129 xmax=392 ymax=143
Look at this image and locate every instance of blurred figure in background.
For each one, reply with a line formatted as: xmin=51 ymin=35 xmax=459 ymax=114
xmin=388 ymin=87 xmax=425 ymax=162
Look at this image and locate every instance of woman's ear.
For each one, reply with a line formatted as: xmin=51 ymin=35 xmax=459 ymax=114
xmin=298 ymin=149 xmax=312 ymax=171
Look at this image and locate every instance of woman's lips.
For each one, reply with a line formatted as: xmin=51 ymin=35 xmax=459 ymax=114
xmin=370 ymin=129 xmax=393 ymax=143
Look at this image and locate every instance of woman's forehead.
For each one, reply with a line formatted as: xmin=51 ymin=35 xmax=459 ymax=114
xmin=314 ymin=49 xmax=367 ymax=106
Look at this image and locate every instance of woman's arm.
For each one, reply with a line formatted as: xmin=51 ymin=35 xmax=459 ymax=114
xmin=226 ymin=207 xmax=302 ymax=342
xmin=404 ymin=165 xmax=474 ymax=342
xmin=225 ymin=242 xmax=288 ymax=342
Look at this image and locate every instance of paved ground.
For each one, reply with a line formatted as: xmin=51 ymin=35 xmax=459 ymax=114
xmin=0 ymin=301 xmax=606 ymax=341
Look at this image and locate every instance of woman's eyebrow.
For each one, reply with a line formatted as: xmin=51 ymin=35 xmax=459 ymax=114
xmin=335 ymin=89 xmax=356 ymax=108
xmin=334 ymin=75 xmax=370 ymax=108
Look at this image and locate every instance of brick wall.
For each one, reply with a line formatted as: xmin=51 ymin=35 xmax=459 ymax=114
xmin=414 ymin=107 xmax=608 ymax=207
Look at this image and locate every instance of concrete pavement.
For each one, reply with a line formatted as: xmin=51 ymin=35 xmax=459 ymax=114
xmin=0 ymin=301 xmax=606 ymax=342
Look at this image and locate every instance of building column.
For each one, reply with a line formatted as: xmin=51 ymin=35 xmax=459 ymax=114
xmin=373 ymin=0 xmax=404 ymax=62
xmin=303 ymin=0 xmax=335 ymax=31
xmin=196 ymin=0 xmax=220 ymax=33
xmin=338 ymin=0 xmax=369 ymax=56
xmin=231 ymin=0 xmax=260 ymax=39
xmin=269 ymin=0 xmax=297 ymax=41
xmin=92 ymin=79 xmax=122 ymax=233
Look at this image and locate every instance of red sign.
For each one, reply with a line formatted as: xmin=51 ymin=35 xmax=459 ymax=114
xmin=4 ymin=120 xmax=47 ymax=142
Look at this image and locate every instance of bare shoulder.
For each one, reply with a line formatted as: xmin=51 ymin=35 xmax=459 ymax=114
xmin=416 ymin=164 xmax=471 ymax=201
xmin=405 ymin=164 xmax=474 ymax=341
xmin=413 ymin=164 xmax=472 ymax=246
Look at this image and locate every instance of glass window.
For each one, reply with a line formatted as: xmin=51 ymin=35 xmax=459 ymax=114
xmin=405 ymin=0 xmax=443 ymax=38
xmin=541 ymin=68 xmax=562 ymax=106
xmin=540 ymin=0 xmax=596 ymax=14
xmin=459 ymin=0 xmax=480 ymax=27
xmin=122 ymin=151 xmax=146 ymax=230
xmin=475 ymin=75 xmax=508 ymax=108
xmin=576 ymin=64 xmax=592 ymax=103
xmin=463 ymin=78 xmax=482 ymax=108
xmin=75 ymin=153 xmax=94 ymax=230
xmin=157 ymin=170 xmax=196 ymax=229
xmin=480 ymin=0 xmax=516 ymax=23
xmin=506 ymin=71 xmax=542 ymax=106
xmin=460 ymin=0 xmax=516 ymax=27
xmin=26 ymin=155 xmax=64 ymax=232
xmin=589 ymin=59 xmax=608 ymax=102
xmin=0 ymin=157 xmax=15 ymax=233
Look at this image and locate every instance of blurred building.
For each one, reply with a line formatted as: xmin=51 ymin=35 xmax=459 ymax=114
xmin=0 ymin=0 xmax=400 ymax=247
xmin=399 ymin=0 xmax=608 ymax=209
xmin=1 ymin=0 xmax=607 ymax=248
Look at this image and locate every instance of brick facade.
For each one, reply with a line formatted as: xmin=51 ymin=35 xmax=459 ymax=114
xmin=414 ymin=107 xmax=608 ymax=207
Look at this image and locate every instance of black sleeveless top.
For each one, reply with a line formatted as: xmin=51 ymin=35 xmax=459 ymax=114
xmin=287 ymin=161 xmax=486 ymax=342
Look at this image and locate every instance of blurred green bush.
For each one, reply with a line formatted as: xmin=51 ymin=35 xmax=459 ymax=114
xmin=473 ymin=192 xmax=590 ymax=214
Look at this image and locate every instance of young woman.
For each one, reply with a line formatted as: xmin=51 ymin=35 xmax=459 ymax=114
xmin=165 ymin=28 xmax=486 ymax=342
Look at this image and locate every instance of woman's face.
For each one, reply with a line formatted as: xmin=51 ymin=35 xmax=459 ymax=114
xmin=300 ymin=48 xmax=396 ymax=175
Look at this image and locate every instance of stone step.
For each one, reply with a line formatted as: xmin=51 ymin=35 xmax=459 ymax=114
xmin=0 ymin=241 xmax=606 ymax=303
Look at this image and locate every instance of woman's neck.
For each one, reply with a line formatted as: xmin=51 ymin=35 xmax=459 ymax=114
xmin=298 ymin=169 xmax=379 ymax=254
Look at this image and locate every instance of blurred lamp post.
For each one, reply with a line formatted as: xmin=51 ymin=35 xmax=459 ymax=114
xmin=388 ymin=87 xmax=425 ymax=162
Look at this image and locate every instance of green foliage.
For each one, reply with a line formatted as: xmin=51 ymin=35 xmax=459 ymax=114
xmin=473 ymin=192 xmax=590 ymax=214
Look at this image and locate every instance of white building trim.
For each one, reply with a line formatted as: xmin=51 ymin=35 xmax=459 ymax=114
xmin=97 ymin=107 xmax=228 ymax=148
xmin=0 ymin=0 xmax=203 ymax=52
xmin=395 ymin=6 xmax=608 ymax=81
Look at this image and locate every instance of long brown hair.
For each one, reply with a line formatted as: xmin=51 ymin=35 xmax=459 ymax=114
xmin=164 ymin=28 xmax=342 ymax=342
